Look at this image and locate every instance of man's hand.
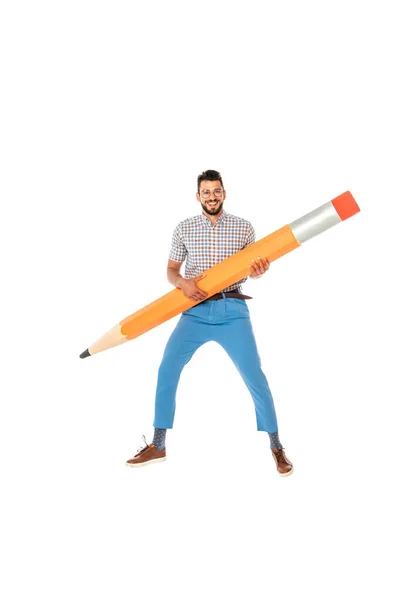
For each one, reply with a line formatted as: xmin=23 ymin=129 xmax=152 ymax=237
xmin=249 ymin=257 xmax=270 ymax=278
xmin=179 ymin=274 xmax=208 ymax=301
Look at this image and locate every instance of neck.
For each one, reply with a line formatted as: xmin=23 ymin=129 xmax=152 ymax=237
xmin=202 ymin=208 xmax=223 ymax=226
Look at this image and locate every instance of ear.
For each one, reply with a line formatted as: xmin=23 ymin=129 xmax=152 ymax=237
xmin=196 ymin=192 xmax=201 ymax=203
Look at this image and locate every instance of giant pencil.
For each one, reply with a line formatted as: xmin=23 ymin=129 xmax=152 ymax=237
xmin=80 ymin=191 xmax=360 ymax=359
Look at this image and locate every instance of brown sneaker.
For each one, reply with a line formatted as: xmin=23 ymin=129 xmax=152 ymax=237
xmin=126 ymin=436 xmax=166 ymax=468
xmin=271 ymin=447 xmax=293 ymax=477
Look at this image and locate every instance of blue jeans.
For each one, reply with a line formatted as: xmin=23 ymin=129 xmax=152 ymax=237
xmin=153 ymin=298 xmax=278 ymax=433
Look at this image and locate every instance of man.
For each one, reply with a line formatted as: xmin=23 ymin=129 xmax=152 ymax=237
xmin=126 ymin=170 xmax=293 ymax=476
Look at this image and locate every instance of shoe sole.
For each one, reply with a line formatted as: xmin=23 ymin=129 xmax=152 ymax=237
xmin=125 ymin=457 xmax=166 ymax=468
xmin=279 ymin=467 xmax=294 ymax=477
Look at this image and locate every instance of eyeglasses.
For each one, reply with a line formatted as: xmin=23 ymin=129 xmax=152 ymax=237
xmin=199 ymin=188 xmax=224 ymax=199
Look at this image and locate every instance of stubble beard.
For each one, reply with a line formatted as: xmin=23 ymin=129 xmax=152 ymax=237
xmin=201 ymin=200 xmax=223 ymax=216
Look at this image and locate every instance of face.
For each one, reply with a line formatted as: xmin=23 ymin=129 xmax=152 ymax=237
xmin=196 ymin=180 xmax=226 ymax=216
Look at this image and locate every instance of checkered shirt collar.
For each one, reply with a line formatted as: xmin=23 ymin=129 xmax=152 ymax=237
xmin=200 ymin=209 xmax=227 ymax=227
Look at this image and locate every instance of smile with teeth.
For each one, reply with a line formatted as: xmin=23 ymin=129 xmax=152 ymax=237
xmin=208 ymin=201 xmax=218 ymax=206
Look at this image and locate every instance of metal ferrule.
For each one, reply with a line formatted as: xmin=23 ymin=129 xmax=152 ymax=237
xmin=289 ymin=201 xmax=341 ymax=244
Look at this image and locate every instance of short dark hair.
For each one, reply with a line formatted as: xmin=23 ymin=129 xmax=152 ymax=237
xmin=197 ymin=169 xmax=224 ymax=192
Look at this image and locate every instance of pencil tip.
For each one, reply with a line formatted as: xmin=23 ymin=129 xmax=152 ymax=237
xmin=80 ymin=349 xmax=91 ymax=359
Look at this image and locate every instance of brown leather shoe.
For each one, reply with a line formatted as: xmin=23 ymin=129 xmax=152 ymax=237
xmin=126 ymin=437 xmax=166 ymax=468
xmin=271 ymin=447 xmax=293 ymax=477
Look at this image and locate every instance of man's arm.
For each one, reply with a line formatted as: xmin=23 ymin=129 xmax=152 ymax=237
xmin=167 ymin=259 xmax=208 ymax=301
xmin=244 ymin=223 xmax=270 ymax=278
xmin=167 ymin=259 xmax=184 ymax=288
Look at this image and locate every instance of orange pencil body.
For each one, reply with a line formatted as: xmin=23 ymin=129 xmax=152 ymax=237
xmin=80 ymin=191 xmax=360 ymax=359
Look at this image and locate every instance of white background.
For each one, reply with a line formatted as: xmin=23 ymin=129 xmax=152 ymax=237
xmin=1 ymin=1 xmax=399 ymax=598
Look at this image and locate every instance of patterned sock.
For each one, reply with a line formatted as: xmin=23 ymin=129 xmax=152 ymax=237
xmin=153 ymin=428 xmax=167 ymax=450
xmin=268 ymin=431 xmax=283 ymax=449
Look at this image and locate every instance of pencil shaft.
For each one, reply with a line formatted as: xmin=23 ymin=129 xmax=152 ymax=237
xmin=80 ymin=191 xmax=360 ymax=358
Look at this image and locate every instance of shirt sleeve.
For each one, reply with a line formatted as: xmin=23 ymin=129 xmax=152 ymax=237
xmin=244 ymin=222 xmax=256 ymax=248
xmin=168 ymin=225 xmax=187 ymax=262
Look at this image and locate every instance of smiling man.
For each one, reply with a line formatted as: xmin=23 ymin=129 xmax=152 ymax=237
xmin=126 ymin=169 xmax=293 ymax=476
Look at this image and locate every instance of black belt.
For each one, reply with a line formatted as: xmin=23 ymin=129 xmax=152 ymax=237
xmin=205 ymin=288 xmax=253 ymax=301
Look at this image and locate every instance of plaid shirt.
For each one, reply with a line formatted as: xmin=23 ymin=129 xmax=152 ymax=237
xmin=169 ymin=210 xmax=256 ymax=292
